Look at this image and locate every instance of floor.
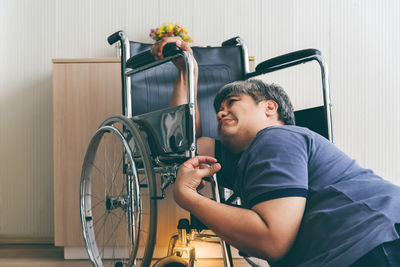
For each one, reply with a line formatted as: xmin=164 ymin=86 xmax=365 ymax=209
xmin=0 ymin=244 xmax=255 ymax=267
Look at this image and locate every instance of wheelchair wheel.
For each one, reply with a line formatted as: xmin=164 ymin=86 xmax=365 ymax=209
xmin=153 ymin=256 xmax=188 ymax=267
xmin=80 ymin=115 xmax=157 ymax=267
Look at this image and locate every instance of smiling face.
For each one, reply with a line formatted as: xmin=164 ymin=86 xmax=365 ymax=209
xmin=216 ymin=94 xmax=282 ymax=153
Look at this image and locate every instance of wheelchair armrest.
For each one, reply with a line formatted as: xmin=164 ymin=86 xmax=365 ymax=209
xmin=126 ymin=43 xmax=182 ymax=69
xmin=254 ymin=48 xmax=321 ymax=74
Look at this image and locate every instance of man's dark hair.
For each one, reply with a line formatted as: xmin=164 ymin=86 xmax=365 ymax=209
xmin=213 ymin=79 xmax=295 ymax=125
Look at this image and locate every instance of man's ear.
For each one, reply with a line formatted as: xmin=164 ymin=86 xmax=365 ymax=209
xmin=264 ymin=100 xmax=279 ymax=116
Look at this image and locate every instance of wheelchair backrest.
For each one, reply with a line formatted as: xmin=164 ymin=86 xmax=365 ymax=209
xmin=294 ymin=106 xmax=329 ymax=139
xmin=129 ymin=41 xmax=246 ymax=140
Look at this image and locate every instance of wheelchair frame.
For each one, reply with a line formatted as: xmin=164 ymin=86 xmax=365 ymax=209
xmin=80 ymin=30 xmax=333 ymax=267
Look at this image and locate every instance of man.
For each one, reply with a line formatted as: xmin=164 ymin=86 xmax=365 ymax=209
xmin=151 ymin=38 xmax=400 ymax=266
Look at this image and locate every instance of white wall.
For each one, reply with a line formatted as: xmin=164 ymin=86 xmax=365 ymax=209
xmin=0 ymin=0 xmax=399 ymax=241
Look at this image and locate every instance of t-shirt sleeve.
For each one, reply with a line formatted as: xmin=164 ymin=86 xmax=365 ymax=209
xmin=241 ymin=129 xmax=309 ymax=208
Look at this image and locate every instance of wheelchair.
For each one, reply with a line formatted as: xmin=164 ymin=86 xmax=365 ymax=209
xmin=79 ymin=30 xmax=333 ymax=267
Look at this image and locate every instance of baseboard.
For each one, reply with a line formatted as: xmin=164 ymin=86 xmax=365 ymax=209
xmin=0 ymin=234 xmax=53 ymax=244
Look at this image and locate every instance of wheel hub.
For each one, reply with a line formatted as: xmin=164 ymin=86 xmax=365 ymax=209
xmin=106 ymin=195 xmax=130 ymax=211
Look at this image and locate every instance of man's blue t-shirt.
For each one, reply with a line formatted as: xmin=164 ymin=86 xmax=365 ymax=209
xmin=216 ymin=125 xmax=400 ymax=267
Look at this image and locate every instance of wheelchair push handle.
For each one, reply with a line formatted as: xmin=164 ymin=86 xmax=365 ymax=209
xmin=107 ymin=30 xmax=126 ymax=45
xmin=221 ymin=36 xmax=241 ymax=46
xmin=126 ymin=43 xmax=182 ymax=70
xmin=254 ymin=48 xmax=321 ymax=74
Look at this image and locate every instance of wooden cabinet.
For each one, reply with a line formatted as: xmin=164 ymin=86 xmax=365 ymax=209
xmin=52 ymin=58 xmax=189 ymax=259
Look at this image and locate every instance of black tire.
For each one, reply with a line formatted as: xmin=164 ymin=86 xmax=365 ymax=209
xmin=80 ymin=115 xmax=157 ymax=267
xmin=153 ymin=256 xmax=188 ymax=267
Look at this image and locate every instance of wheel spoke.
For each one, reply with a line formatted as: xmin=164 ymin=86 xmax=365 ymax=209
xmin=85 ymin=192 xmax=102 ymax=202
xmin=91 ymin=162 xmax=107 ymax=190
xmin=93 ymin=212 xmax=109 ymax=237
xmin=103 ymin=211 xmax=125 ymax=251
xmin=87 ymin=199 xmax=106 ymax=212
xmin=102 ymin=212 xmax=106 ymax=258
xmin=107 ymin=155 xmax=123 ymax=196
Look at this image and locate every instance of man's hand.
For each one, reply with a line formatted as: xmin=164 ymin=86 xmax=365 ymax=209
xmin=174 ymin=156 xmax=221 ymax=210
xmin=150 ymin=37 xmax=196 ymax=71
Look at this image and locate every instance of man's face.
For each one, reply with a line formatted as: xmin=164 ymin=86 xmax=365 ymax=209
xmin=216 ymin=94 xmax=269 ymax=153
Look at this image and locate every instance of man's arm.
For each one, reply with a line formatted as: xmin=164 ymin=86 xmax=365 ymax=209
xmin=151 ymin=37 xmax=201 ymax=137
xmin=174 ymin=156 xmax=306 ymax=262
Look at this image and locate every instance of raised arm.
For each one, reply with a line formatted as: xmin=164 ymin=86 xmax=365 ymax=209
xmin=151 ymin=37 xmax=201 ymax=137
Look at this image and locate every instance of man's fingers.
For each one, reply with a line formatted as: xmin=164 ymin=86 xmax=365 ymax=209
xmin=158 ymin=42 xmax=165 ymax=59
xmin=197 ymin=163 xmax=221 ymax=177
xmin=151 ymin=37 xmax=192 ymax=61
xmin=182 ymin=156 xmax=218 ymax=168
xmin=175 ymin=39 xmax=193 ymax=54
xmin=175 ymin=39 xmax=187 ymax=50
xmin=157 ymin=37 xmax=179 ymax=59
xmin=150 ymin=41 xmax=161 ymax=60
